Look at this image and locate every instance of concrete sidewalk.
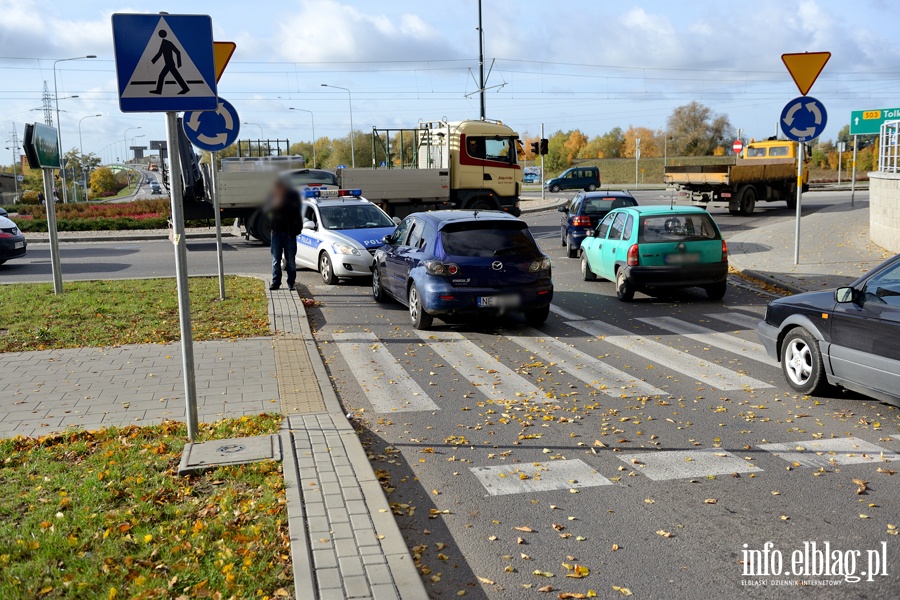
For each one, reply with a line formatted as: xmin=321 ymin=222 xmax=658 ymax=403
xmin=727 ymin=197 xmax=893 ymax=294
xmin=0 ymin=283 xmax=426 ymax=599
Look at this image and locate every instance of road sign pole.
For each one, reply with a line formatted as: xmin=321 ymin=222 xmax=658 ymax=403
xmin=41 ymin=168 xmax=63 ymax=294
xmin=211 ymin=151 xmax=225 ymax=300
xmin=540 ymin=123 xmax=545 ymax=201
xmin=165 ymin=111 xmax=199 ymax=441
xmin=851 ymin=135 xmax=858 ymax=207
xmin=793 ymin=143 xmax=803 ymax=265
xmin=837 ymin=142 xmax=843 ymax=185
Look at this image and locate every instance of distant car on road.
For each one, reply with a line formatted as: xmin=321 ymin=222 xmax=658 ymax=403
xmin=579 ymin=205 xmax=728 ymax=301
xmin=559 ymin=191 xmax=637 ymax=258
xmin=0 ymin=213 xmax=26 ymax=265
xmin=758 ymin=254 xmax=900 ymax=405
xmin=373 ymin=210 xmax=553 ymax=330
xmin=544 ymin=166 xmax=601 ymax=194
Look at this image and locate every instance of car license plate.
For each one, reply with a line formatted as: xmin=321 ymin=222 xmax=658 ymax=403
xmin=665 ymin=253 xmax=700 ymax=264
xmin=477 ymin=295 xmax=520 ymax=308
xmin=14 ymin=242 xmax=24 ymax=249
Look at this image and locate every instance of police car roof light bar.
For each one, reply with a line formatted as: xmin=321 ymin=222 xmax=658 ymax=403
xmin=303 ymin=188 xmax=363 ymax=199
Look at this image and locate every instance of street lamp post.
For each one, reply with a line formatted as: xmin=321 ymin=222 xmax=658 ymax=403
xmin=289 ymin=108 xmax=316 ymax=168
xmin=321 ymin=84 xmax=354 ymax=168
xmin=243 ymin=122 xmax=264 ymax=139
xmin=123 ymin=126 xmax=141 ymax=187
xmin=78 ymin=114 xmax=101 ymax=201
xmin=54 ymin=55 xmax=96 ymax=203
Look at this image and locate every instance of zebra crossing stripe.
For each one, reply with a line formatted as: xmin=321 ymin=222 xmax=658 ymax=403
xmin=549 ymin=304 xmax=585 ymax=321
xmin=566 ymin=320 xmax=773 ymax=390
xmin=471 ymin=459 xmax=613 ymax=496
xmin=505 ymin=329 xmax=668 ymax=398
xmin=331 ymin=332 xmax=440 ymax=413
xmin=758 ymin=437 xmax=900 ymax=468
xmin=618 ymin=448 xmax=763 ymax=481
xmin=706 ymin=312 xmax=761 ymax=330
xmin=636 ymin=316 xmax=772 ymax=365
xmin=412 ymin=330 xmax=540 ymax=401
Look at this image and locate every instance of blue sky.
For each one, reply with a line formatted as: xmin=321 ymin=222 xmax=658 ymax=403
xmin=2 ymin=0 xmax=899 ymax=161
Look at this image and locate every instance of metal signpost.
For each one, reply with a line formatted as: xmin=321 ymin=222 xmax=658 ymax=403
xmin=851 ymin=136 xmax=858 ymax=206
xmin=23 ymin=122 xmax=64 ymax=293
xmin=540 ymin=123 xmax=545 ymax=201
xmin=183 ymin=97 xmax=241 ymax=300
xmin=837 ymin=141 xmax=845 ymax=185
xmin=635 ymin=138 xmax=640 ymax=187
xmin=781 ymin=51 xmax=831 ymax=266
xmin=112 ymin=12 xmax=218 ymax=441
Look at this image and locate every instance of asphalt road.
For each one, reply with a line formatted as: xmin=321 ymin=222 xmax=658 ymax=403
xmin=3 ymin=190 xmax=898 ymax=598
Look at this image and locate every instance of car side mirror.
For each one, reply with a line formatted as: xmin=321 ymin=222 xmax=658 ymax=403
xmin=392 ymin=216 xmax=402 ymax=225
xmin=382 ymin=235 xmax=393 ymax=244
xmin=835 ymin=287 xmax=857 ymax=304
xmin=302 ymin=220 xmax=316 ymax=231
xmin=557 ymin=205 xmax=567 ymax=213
xmin=586 ymin=230 xmax=595 ymax=237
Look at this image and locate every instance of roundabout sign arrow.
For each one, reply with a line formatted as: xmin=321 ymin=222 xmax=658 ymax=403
xmin=182 ymin=96 xmax=240 ymax=152
xmin=780 ymin=96 xmax=827 ymax=143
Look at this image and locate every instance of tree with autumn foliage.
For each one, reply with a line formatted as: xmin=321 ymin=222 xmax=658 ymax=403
xmin=562 ymin=130 xmax=588 ymax=164
xmin=623 ymin=126 xmax=662 ymax=158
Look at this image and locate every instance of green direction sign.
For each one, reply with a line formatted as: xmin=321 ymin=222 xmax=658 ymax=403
xmin=850 ymin=107 xmax=900 ymax=135
xmin=25 ymin=123 xmax=61 ymax=169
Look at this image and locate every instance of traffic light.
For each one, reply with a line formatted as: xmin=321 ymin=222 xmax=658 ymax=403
xmin=539 ymin=138 xmax=549 ymax=155
xmin=530 ymin=141 xmax=540 ymax=155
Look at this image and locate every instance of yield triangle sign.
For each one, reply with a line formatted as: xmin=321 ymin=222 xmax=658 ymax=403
xmin=781 ymin=52 xmax=831 ymax=96
xmin=213 ymin=42 xmax=236 ymax=83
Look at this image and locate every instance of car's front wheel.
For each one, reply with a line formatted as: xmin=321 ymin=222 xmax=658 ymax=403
xmin=616 ymin=269 xmax=635 ymax=302
xmin=319 ymin=252 xmax=338 ymax=285
xmin=372 ymin=266 xmax=386 ymax=302
xmin=780 ymin=328 xmax=829 ymax=395
xmin=550 ymin=184 xmax=561 ymax=193
xmin=408 ymin=283 xmax=433 ymax=330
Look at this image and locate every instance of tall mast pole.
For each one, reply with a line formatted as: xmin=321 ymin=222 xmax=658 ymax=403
xmin=478 ymin=0 xmax=485 ymax=120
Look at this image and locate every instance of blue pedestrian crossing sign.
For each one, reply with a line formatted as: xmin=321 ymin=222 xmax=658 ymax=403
xmin=780 ymin=96 xmax=827 ymax=143
xmin=183 ymin=98 xmax=241 ymax=152
xmin=112 ymin=13 xmax=217 ymax=113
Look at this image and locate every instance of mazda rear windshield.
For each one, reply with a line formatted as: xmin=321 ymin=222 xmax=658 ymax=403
xmin=638 ymin=214 xmax=720 ymax=243
xmin=440 ymin=221 xmax=540 ymax=258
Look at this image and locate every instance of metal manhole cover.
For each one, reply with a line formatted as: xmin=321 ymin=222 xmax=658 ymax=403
xmin=178 ymin=435 xmax=281 ymax=474
xmin=217 ymin=444 xmax=245 ymax=454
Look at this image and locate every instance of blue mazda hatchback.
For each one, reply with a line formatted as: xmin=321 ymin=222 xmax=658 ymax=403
xmin=372 ymin=211 xmax=553 ymax=330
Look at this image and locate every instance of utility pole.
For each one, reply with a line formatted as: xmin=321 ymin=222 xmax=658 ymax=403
xmin=9 ymin=125 xmax=20 ymax=202
xmin=478 ymin=0 xmax=485 ymax=120
xmin=42 ymin=82 xmax=53 ymax=127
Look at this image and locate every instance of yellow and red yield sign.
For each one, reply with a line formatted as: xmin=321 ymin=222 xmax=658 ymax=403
xmin=781 ymin=51 xmax=831 ymax=96
xmin=213 ymin=41 xmax=236 ymax=83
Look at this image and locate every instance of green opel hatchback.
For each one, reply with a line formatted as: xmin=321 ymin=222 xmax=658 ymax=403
xmin=579 ymin=205 xmax=728 ymax=301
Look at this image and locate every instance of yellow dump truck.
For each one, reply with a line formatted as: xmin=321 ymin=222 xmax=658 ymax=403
xmin=664 ymin=140 xmax=809 ymax=216
xmin=336 ymin=119 xmax=523 ymax=218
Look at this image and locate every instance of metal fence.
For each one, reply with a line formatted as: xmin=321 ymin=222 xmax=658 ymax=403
xmin=878 ymin=120 xmax=900 ymax=173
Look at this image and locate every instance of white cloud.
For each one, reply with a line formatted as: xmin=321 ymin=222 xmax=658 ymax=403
xmin=276 ymin=0 xmax=462 ymax=63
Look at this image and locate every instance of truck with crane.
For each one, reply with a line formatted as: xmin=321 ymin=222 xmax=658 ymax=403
xmin=664 ymin=139 xmax=810 ymax=215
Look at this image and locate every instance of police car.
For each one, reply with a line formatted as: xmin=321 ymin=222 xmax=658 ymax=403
xmin=296 ymin=189 xmax=399 ymax=284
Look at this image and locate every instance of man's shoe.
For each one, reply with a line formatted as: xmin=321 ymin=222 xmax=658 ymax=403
xmin=287 ymin=282 xmax=296 ymax=290
xmin=269 ymin=283 xmax=280 ymax=290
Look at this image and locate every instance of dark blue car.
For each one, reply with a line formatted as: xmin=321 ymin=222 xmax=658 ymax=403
xmin=372 ymin=211 xmax=553 ymax=330
xmin=558 ymin=190 xmax=637 ymax=258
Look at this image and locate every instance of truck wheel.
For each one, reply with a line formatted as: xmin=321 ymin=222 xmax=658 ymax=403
xmin=786 ymin=196 xmax=797 ymax=210
xmin=740 ymin=187 xmax=757 ymax=216
xmin=550 ymin=184 xmax=561 ymax=193
xmin=249 ymin=210 xmax=271 ymax=245
xmin=470 ymin=199 xmax=494 ymax=211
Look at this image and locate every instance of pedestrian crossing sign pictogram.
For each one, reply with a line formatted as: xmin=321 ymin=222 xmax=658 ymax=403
xmin=112 ymin=13 xmax=218 ymax=113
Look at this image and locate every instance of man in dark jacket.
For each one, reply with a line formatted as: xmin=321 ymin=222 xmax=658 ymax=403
xmin=267 ymin=180 xmax=302 ymax=290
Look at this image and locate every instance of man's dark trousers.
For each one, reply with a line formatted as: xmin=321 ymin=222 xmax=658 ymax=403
xmin=271 ymin=232 xmax=297 ymax=288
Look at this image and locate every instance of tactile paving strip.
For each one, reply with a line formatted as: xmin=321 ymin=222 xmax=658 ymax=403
xmin=274 ymin=334 xmax=327 ymax=414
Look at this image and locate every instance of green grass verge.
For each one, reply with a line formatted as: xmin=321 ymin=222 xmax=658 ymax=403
xmin=0 ymin=277 xmax=269 ymax=353
xmin=0 ymin=414 xmax=291 ymax=599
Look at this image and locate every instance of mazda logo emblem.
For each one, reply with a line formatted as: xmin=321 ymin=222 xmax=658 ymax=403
xmin=491 ymin=261 xmax=503 ymax=271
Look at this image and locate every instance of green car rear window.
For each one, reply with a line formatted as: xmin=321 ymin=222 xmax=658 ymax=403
xmin=638 ymin=214 xmax=720 ymax=243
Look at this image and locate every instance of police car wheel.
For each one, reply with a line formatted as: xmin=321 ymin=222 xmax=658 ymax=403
xmin=320 ymin=253 xmax=338 ymax=285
